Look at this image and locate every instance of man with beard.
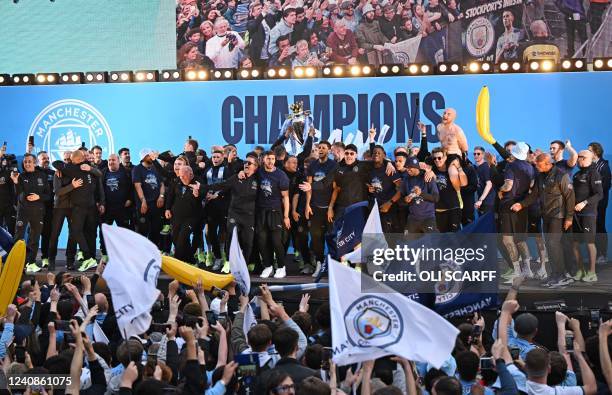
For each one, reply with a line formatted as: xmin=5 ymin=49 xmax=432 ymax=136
xmin=430 ymin=148 xmax=467 ymax=233
xmin=571 ymin=150 xmax=603 ymax=282
xmin=100 ymin=154 xmax=133 ymax=257
xmin=498 ymin=143 xmax=536 ymax=282
xmin=256 ymin=151 xmax=291 ymax=279
xmin=495 ymin=10 xmax=523 ymax=63
xmin=57 ymin=150 xmax=103 ymax=272
xmin=207 ymin=152 xmax=260 ymax=271
xmin=284 ymin=155 xmax=312 ymax=274
xmin=132 ymin=148 xmax=165 ymax=249
xmin=36 ymin=151 xmax=55 ymax=269
xmin=512 ymin=153 xmax=575 ymax=288
xmin=368 ymin=145 xmax=402 ymax=233
xmin=401 ymin=156 xmax=440 ymax=235
xmin=305 ymin=141 xmax=338 ymax=277
xmin=356 ymin=3 xmax=390 ymax=64
xmin=379 ymin=4 xmax=402 ymax=42
xmin=47 ymin=151 xmax=78 ymax=271
xmin=11 ymin=154 xmax=51 ymax=273
xmin=165 ymin=166 xmax=203 ymax=263
xmin=203 ymin=150 xmax=231 ymax=271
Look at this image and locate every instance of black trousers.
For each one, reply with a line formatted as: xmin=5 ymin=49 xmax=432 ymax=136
xmin=405 ymin=217 xmax=439 ymax=235
xmin=47 ymin=207 xmax=76 ymax=264
xmin=596 ymin=201 xmax=608 ymax=259
xmin=0 ymin=204 xmax=16 ymax=235
xmin=309 ymin=206 xmax=331 ymax=262
xmin=226 ymin=217 xmax=255 ymax=264
xmin=564 ymin=17 xmax=587 ymax=56
xmin=40 ymin=203 xmax=53 ymax=259
xmin=206 ymin=208 xmax=227 ymax=259
xmin=380 ymin=205 xmax=398 ymax=234
xmin=69 ymin=206 xmax=97 ymax=260
xmin=100 ymin=205 xmax=131 ymax=254
xmin=136 ymin=204 xmax=162 ymax=248
xmin=287 ymin=215 xmax=311 ymax=263
xmin=15 ymin=206 xmax=44 ymax=263
xmin=256 ymin=209 xmax=286 ymax=269
xmin=172 ymin=218 xmax=196 ymax=263
xmin=461 ymin=200 xmax=475 ymax=227
xmin=435 ymin=208 xmax=462 ymax=233
xmin=543 ymin=217 xmax=565 ymax=279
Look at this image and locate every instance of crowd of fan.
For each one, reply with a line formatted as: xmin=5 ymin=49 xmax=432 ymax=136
xmin=175 ymin=0 xmax=611 ymax=69
xmin=0 ymin=265 xmax=611 ymax=394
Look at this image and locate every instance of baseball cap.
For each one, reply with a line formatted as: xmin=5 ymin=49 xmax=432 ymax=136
xmin=406 ymin=156 xmax=420 ymax=169
xmin=511 ymin=142 xmax=529 ymax=161
xmin=139 ymin=148 xmax=154 ymax=162
xmin=362 ymin=3 xmax=375 ymax=13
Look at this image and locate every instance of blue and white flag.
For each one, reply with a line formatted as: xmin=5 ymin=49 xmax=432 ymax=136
xmin=326 ymin=200 xmax=369 ymax=260
xmin=102 ymin=224 xmax=161 ymax=339
xmin=329 ymin=258 xmax=459 ymax=368
xmin=229 ymin=227 xmax=250 ymax=295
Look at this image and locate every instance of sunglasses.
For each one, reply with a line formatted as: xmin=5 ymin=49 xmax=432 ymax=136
xmin=433 ymin=156 xmax=444 ymax=161
xmin=244 ymin=161 xmax=257 ymax=166
xmin=345 ymin=151 xmax=357 ymax=156
xmin=473 ymin=152 xmax=482 ymax=156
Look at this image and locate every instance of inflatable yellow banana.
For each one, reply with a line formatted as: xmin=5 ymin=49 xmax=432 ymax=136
xmin=476 ymin=86 xmax=496 ymax=145
xmin=161 ymin=255 xmax=234 ymax=290
xmin=0 ymin=241 xmax=26 ymax=316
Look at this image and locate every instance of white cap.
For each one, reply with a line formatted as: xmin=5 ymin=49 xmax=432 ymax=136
xmin=511 ymin=142 xmax=529 ymax=161
xmin=139 ymin=148 xmax=154 ymax=162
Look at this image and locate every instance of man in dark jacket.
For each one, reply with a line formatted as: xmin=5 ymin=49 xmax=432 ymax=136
xmin=588 ymin=142 xmax=610 ymax=263
xmin=11 ymin=154 xmax=51 ymax=272
xmin=36 ymin=151 xmax=55 ymax=269
xmin=246 ymin=2 xmax=277 ymax=66
xmin=511 ymin=153 xmax=575 ymax=288
xmin=100 ymin=154 xmax=133 ymax=257
xmin=571 ymin=150 xmax=603 ymax=282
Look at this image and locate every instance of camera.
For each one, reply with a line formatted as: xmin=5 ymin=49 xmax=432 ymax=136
xmin=565 ymin=332 xmax=574 ymax=351
xmin=479 ymin=357 xmax=494 ymax=370
xmin=590 ymin=310 xmax=600 ymax=329
xmin=509 ymin=347 xmax=520 ymax=360
xmin=470 ymin=324 xmax=482 ymax=345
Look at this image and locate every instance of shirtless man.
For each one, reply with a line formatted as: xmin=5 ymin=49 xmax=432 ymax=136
xmin=436 ymin=108 xmax=468 ymax=181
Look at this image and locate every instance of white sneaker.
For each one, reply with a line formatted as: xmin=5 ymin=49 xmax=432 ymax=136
xmin=521 ymin=267 xmax=534 ymax=279
xmin=260 ymin=266 xmax=274 ymax=278
xmin=535 ymin=267 xmax=547 ymax=280
xmin=596 ymin=256 xmax=607 ymax=264
xmin=312 ymin=261 xmax=322 ymax=278
xmin=273 ymin=267 xmax=286 ymax=279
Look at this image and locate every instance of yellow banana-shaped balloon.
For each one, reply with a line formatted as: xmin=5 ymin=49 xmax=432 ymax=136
xmin=476 ymin=86 xmax=496 ymax=145
xmin=161 ymin=255 xmax=234 ymax=290
xmin=0 ymin=241 xmax=26 ymax=316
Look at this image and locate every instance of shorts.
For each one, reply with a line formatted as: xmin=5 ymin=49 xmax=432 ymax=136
xmin=499 ymin=210 xmax=528 ymax=240
xmin=445 ymin=153 xmax=462 ymax=168
xmin=573 ymin=215 xmax=596 ymax=243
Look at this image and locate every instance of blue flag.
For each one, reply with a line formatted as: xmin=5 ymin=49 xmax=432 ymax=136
xmin=325 ymin=201 xmax=369 ymax=260
xmin=0 ymin=226 xmax=14 ymax=261
xmin=433 ymin=212 xmax=498 ymax=318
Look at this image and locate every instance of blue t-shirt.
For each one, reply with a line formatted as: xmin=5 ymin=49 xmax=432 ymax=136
xmin=400 ymin=174 xmax=438 ymax=220
xmin=256 ymin=168 xmax=290 ymax=210
xmin=476 ymin=162 xmax=495 ymax=207
xmin=132 ymin=164 xmax=161 ymax=204
xmin=307 ymin=158 xmax=338 ymax=208
xmin=555 ymin=159 xmax=575 ymax=175
xmin=500 ymin=159 xmax=534 ymax=211
xmin=369 ymin=164 xmax=401 ymax=204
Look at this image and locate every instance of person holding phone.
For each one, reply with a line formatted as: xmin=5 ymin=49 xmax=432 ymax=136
xmin=0 ymin=142 xmax=17 ymax=233
xmin=11 ymin=154 xmax=51 ymax=272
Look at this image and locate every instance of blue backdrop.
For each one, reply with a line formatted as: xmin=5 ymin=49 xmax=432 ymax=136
xmin=0 ymin=72 xmax=610 ymax=244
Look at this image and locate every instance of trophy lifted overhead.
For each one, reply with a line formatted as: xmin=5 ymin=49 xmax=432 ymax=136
xmin=280 ymin=101 xmax=317 ymax=156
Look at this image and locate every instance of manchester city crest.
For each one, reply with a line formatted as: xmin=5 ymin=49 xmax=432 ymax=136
xmin=344 ymin=296 xmax=403 ymax=348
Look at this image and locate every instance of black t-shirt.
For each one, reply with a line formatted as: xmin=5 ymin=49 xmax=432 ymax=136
xmin=132 ymin=164 xmax=162 ymax=204
xmin=476 ymin=162 xmax=495 ymax=207
xmin=554 ymin=159 xmax=575 ymax=175
xmin=334 ymin=161 xmax=374 ymax=208
xmin=286 ymin=169 xmax=307 ymax=215
xmin=433 ymin=168 xmax=461 ymax=210
xmin=256 ymin=168 xmax=290 ymax=210
xmin=103 ymin=168 xmax=132 ymax=207
xmin=499 ymin=159 xmax=534 ymax=211
xmin=307 ymin=158 xmax=338 ymax=208
xmin=369 ymin=164 xmax=401 ymax=204
xmin=167 ymin=178 xmax=204 ymax=220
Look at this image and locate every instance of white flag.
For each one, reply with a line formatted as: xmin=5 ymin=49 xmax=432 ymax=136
xmin=384 ymin=36 xmax=422 ymax=65
xmin=329 ymin=129 xmax=343 ymax=144
xmin=242 ymin=297 xmax=258 ymax=337
xmin=342 ymin=200 xmax=386 ymax=263
xmin=229 ymin=228 xmax=250 ymax=295
xmin=377 ymin=124 xmax=391 ymax=145
xmin=328 ymin=258 xmax=458 ymax=368
xmin=102 ymin=224 xmax=161 ymax=339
